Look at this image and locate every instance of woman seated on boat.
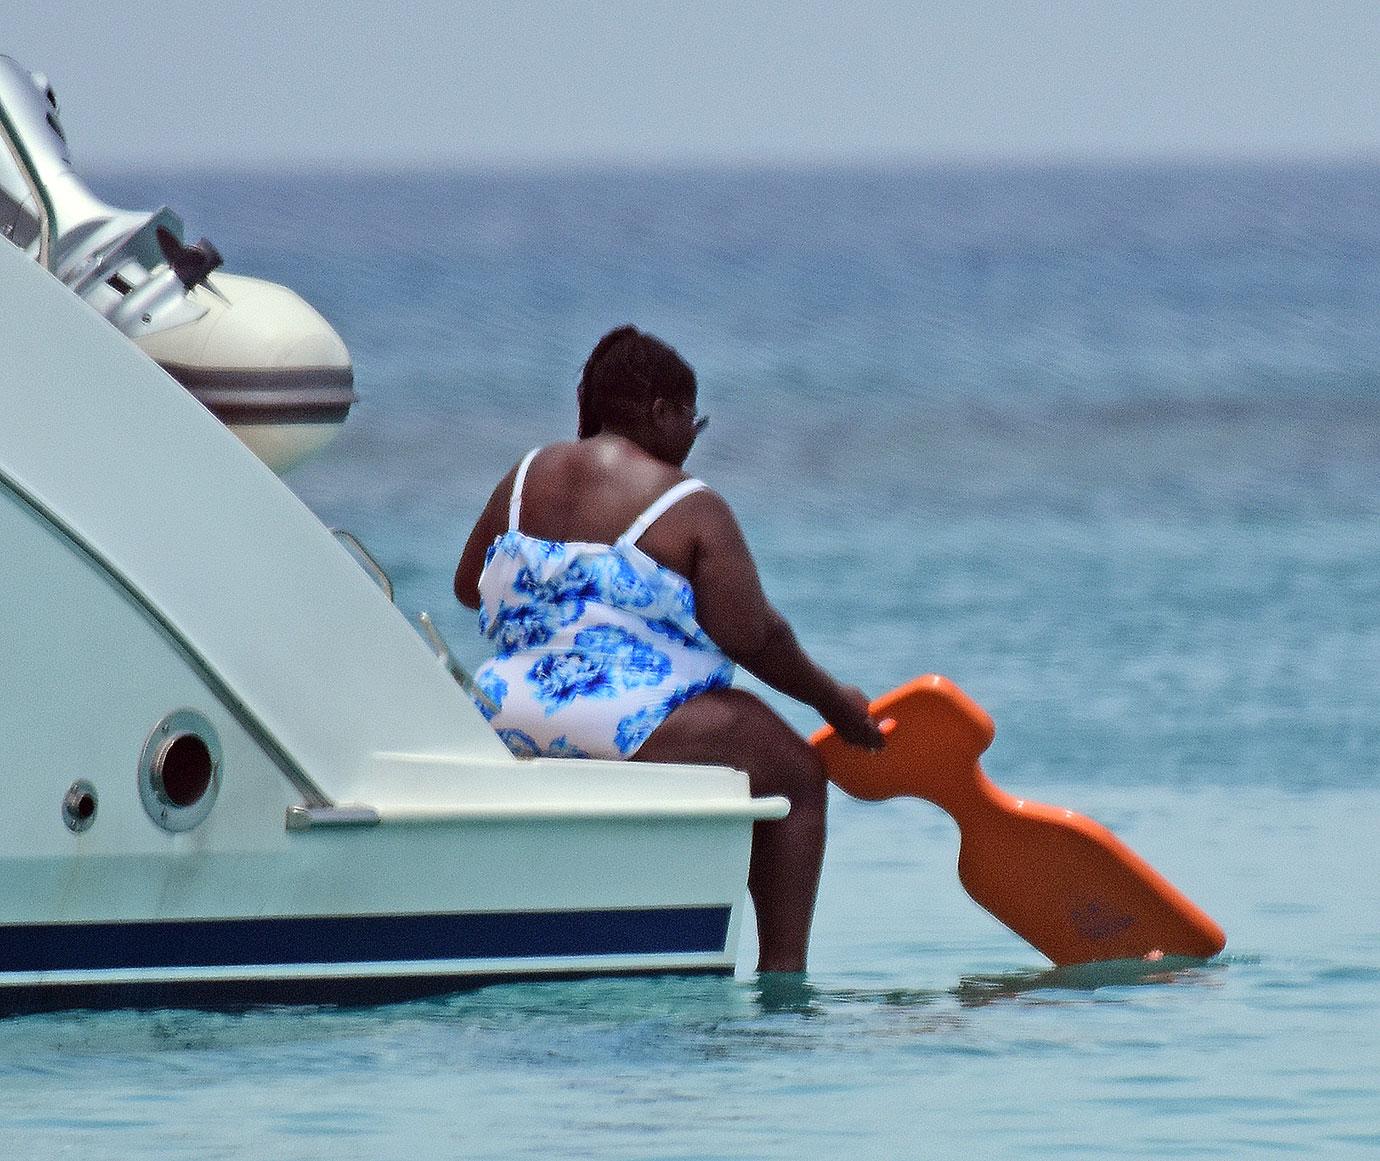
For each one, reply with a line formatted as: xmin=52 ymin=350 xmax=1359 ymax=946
xmin=454 ymin=325 xmax=884 ymax=973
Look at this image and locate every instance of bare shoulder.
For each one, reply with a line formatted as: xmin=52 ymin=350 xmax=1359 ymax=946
xmin=642 ymin=482 xmax=744 ymax=559
xmin=692 ymin=480 xmax=748 ymax=525
xmin=677 ymin=483 xmax=738 ymax=532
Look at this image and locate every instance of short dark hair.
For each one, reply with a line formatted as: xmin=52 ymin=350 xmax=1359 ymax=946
xmin=577 ymin=325 xmax=696 ymax=438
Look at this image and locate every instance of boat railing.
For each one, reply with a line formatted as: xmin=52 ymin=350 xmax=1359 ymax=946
xmin=331 ymin=527 xmax=499 ymax=718
xmin=331 ymin=528 xmax=394 ymax=602
xmin=416 ymin=611 xmax=501 ymax=717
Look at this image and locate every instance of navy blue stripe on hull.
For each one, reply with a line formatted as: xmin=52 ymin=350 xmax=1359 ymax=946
xmin=0 ymin=906 xmax=732 ymax=973
xmin=0 ymin=965 xmax=732 ymax=1016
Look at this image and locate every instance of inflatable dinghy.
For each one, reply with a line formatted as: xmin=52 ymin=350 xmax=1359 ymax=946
xmin=0 ymin=54 xmax=354 ymax=473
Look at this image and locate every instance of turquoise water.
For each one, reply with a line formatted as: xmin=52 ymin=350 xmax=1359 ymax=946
xmin=3 ymin=164 xmax=1377 ymax=1157
xmin=2 ymin=790 xmax=1375 ymax=1157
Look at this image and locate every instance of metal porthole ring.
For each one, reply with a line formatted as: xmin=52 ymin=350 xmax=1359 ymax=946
xmin=63 ymin=779 xmax=99 ymax=833
xmin=138 ymin=708 xmax=223 ymax=832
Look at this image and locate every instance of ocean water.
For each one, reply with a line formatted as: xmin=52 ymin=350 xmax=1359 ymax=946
xmin=3 ymin=163 xmax=1378 ymax=1157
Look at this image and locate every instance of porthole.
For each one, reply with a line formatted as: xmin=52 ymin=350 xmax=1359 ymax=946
xmin=63 ymin=780 xmax=99 ymax=833
xmin=139 ymin=709 xmax=222 ymax=832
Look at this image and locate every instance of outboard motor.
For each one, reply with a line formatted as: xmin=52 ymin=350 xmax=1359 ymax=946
xmin=0 ymin=55 xmax=355 ymax=473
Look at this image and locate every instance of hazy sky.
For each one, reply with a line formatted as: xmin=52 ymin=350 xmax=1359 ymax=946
xmin=8 ymin=2 xmax=1380 ymax=171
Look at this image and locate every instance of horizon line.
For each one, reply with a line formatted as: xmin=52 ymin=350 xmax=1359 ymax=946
xmin=82 ymin=148 xmax=1380 ymax=181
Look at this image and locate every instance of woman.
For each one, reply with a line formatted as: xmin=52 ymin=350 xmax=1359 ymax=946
xmin=454 ymin=325 xmax=883 ymax=973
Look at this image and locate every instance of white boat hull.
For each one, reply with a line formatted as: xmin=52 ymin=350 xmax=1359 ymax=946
xmin=0 ymin=208 xmax=783 ymax=1013
xmin=0 ymin=811 xmax=752 ymax=1012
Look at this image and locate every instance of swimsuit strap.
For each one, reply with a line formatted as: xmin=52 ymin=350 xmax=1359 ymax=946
xmin=508 ymin=447 xmax=542 ymax=531
xmin=621 ymin=478 xmax=708 ymax=546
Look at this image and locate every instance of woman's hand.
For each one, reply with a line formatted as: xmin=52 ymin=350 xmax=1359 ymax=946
xmin=827 ymin=684 xmax=887 ymax=751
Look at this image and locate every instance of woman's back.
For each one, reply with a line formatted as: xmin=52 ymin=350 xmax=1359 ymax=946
xmin=470 ymin=442 xmax=734 ymax=759
xmin=513 ymin=437 xmax=704 ymax=581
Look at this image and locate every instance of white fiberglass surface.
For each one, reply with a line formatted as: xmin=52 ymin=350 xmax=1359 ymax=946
xmin=0 ymin=238 xmax=513 ymax=804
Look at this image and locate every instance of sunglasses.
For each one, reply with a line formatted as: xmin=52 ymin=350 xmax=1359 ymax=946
xmin=667 ymin=398 xmax=709 ymax=434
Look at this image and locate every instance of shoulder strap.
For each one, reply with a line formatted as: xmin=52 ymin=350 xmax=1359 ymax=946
xmin=508 ymin=447 xmax=542 ymax=532
xmin=622 ymin=478 xmax=708 ymax=545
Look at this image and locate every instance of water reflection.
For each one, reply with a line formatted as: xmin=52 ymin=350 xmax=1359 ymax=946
xmin=952 ymin=955 xmax=1224 ymax=1008
xmin=0 ymin=957 xmax=1231 ymax=1082
xmin=751 ymin=972 xmax=822 ymax=1015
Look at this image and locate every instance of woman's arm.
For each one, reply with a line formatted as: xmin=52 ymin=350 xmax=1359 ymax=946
xmin=453 ymin=463 xmax=520 ymax=610
xmin=687 ymin=492 xmax=883 ymax=748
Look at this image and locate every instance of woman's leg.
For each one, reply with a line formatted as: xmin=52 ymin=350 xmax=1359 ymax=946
xmin=633 ymin=688 xmax=827 ymax=973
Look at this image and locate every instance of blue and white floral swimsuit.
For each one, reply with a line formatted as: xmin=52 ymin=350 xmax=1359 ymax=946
xmin=473 ymin=448 xmax=735 ymax=759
